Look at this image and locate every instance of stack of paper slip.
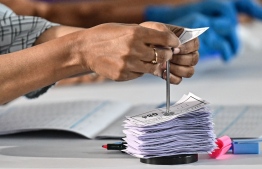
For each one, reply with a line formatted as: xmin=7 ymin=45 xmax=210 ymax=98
xmin=122 ymin=93 xmax=217 ymax=158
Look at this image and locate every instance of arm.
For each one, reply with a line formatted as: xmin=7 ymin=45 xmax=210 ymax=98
xmin=44 ymin=0 xmax=198 ymax=27
xmin=1 ymin=21 xmax=184 ymax=104
xmin=0 ymin=2 xmax=197 ymax=105
xmin=0 ymin=0 xmax=48 ymax=17
xmin=0 ymin=22 xmax=199 ymax=104
xmin=0 ymin=3 xmax=85 ymax=99
xmin=0 ymin=0 xmax=198 ymax=27
xmin=0 ymin=3 xmax=84 ymax=102
xmin=0 ymin=29 xmax=87 ymax=104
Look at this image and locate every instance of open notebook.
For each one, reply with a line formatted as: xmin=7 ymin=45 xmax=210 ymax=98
xmin=0 ymin=99 xmax=155 ymax=139
xmin=212 ymin=105 xmax=262 ymax=138
xmin=0 ymin=99 xmax=262 ymax=139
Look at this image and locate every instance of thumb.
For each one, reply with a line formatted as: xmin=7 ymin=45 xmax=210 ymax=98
xmin=140 ymin=22 xmax=170 ymax=32
xmin=140 ymin=21 xmax=183 ymax=42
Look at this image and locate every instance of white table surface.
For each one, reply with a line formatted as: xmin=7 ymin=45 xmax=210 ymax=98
xmin=1 ymin=21 xmax=262 ymax=168
xmin=0 ymin=131 xmax=262 ymax=169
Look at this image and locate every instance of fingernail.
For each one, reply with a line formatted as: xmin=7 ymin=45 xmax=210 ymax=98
xmin=161 ymin=63 xmax=166 ymax=69
xmin=173 ymin=48 xmax=180 ymax=54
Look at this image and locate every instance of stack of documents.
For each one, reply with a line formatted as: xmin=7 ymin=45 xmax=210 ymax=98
xmin=123 ymin=93 xmax=216 ymax=158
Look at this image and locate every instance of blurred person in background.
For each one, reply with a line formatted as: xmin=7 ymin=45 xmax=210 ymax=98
xmin=2 ymin=0 xmax=262 ymax=61
xmin=1 ymin=0 xmax=261 ymax=85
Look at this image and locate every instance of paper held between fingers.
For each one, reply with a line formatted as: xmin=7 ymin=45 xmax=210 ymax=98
xmin=179 ymin=27 xmax=209 ymax=45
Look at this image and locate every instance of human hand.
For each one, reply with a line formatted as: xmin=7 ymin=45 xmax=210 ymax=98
xmin=76 ymin=23 xmax=180 ymax=82
xmin=140 ymin=22 xmax=199 ymax=84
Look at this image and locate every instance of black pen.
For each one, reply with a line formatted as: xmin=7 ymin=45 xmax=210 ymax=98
xmin=102 ymin=142 xmax=127 ymax=150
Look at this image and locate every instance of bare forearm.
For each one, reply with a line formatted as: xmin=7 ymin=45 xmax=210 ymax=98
xmin=0 ymin=30 xmax=86 ymax=104
xmin=0 ymin=0 xmax=200 ymax=27
xmin=34 ymin=25 xmax=85 ymax=45
xmin=37 ymin=0 xmax=200 ymax=27
xmin=99 ymin=0 xmax=199 ymax=24
xmin=0 ymin=0 xmax=48 ymax=16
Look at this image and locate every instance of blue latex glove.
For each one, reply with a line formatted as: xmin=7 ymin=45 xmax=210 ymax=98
xmin=169 ymin=12 xmax=239 ymax=62
xmin=144 ymin=0 xmax=254 ymax=62
xmin=234 ymin=0 xmax=262 ymax=20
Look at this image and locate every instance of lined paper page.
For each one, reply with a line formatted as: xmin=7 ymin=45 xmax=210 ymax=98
xmin=0 ymin=99 xmax=131 ymax=138
xmin=212 ymin=105 xmax=262 ymax=138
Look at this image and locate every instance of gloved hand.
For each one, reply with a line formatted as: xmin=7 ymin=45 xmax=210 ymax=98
xmin=169 ymin=12 xmax=239 ymax=62
xmin=144 ymin=0 xmax=262 ymax=62
xmin=234 ymin=0 xmax=262 ymax=20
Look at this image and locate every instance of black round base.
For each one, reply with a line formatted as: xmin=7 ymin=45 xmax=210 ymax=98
xmin=140 ymin=154 xmax=198 ymax=165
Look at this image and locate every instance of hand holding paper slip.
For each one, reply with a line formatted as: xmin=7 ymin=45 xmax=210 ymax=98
xmin=121 ymin=28 xmax=213 ymax=159
xmin=179 ymin=27 xmax=209 ymax=45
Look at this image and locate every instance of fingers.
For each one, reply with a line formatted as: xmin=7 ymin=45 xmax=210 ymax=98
xmin=139 ymin=22 xmax=199 ymax=85
xmin=130 ymin=47 xmax=175 ymax=78
xmin=140 ymin=46 xmax=173 ymax=63
xmin=201 ymin=28 xmax=234 ymax=62
xmin=170 ymin=51 xmax=199 ymax=66
xmin=215 ymin=37 xmax=234 ymax=62
xmin=140 ymin=22 xmax=184 ymax=37
xmin=170 ymin=64 xmax=195 ymax=78
xmin=179 ymin=38 xmax=199 ymax=54
xmin=130 ymin=53 xmax=196 ymax=83
xmin=162 ymin=71 xmax=182 ymax=85
xmin=139 ymin=23 xmax=180 ymax=48
xmin=164 ymin=24 xmax=184 ymax=37
xmin=160 ymin=50 xmax=198 ymax=85
xmin=142 ymin=29 xmax=180 ymax=48
xmin=161 ymin=64 xmax=195 ymax=84
xmin=140 ymin=22 xmax=170 ymax=32
xmin=128 ymin=60 xmax=161 ymax=77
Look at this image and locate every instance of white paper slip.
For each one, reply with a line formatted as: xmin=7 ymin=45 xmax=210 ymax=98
xmin=127 ymin=93 xmax=209 ymax=126
xmin=179 ymin=27 xmax=209 ymax=45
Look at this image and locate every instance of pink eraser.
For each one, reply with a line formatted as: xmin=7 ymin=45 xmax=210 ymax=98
xmin=209 ymin=135 xmax=232 ymax=158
